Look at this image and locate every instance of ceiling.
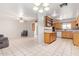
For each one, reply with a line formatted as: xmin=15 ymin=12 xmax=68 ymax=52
xmin=0 ymin=3 xmax=79 ymax=21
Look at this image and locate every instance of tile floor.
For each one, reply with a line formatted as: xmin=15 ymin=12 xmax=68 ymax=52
xmin=0 ymin=37 xmax=79 ymax=56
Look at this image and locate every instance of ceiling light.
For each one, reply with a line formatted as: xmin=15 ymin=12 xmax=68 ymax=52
xmin=34 ymin=3 xmax=41 ymax=6
xmin=33 ymin=6 xmax=38 ymax=11
xmin=39 ymin=9 xmax=43 ymax=13
xmin=19 ymin=20 xmax=24 ymax=23
xmin=43 ymin=3 xmax=49 ymax=7
xmin=44 ymin=7 xmax=50 ymax=11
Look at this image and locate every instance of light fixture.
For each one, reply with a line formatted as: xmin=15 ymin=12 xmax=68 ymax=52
xmin=43 ymin=3 xmax=49 ymax=7
xmin=44 ymin=7 xmax=50 ymax=11
xmin=39 ymin=9 xmax=43 ymax=13
xmin=33 ymin=3 xmax=50 ymax=13
xmin=33 ymin=6 xmax=38 ymax=11
xmin=34 ymin=3 xmax=41 ymax=6
xmin=17 ymin=17 xmax=24 ymax=23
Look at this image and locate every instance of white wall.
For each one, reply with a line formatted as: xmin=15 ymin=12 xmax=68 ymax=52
xmin=0 ymin=3 xmax=34 ymax=39
xmin=60 ymin=4 xmax=74 ymax=19
xmin=0 ymin=16 xmax=34 ymax=39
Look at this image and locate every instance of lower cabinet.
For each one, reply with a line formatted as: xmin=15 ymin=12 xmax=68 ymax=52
xmin=73 ymin=32 xmax=79 ymax=46
xmin=44 ymin=32 xmax=56 ymax=44
xmin=62 ymin=31 xmax=73 ymax=39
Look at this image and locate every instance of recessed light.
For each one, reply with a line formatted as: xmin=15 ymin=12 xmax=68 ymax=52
xmin=44 ymin=7 xmax=50 ymax=11
xmin=39 ymin=9 xmax=43 ymax=13
xmin=33 ymin=6 xmax=38 ymax=11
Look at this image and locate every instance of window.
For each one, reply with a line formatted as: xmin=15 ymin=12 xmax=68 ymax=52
xmin=62 ymin=23 xmax=71 ymax=29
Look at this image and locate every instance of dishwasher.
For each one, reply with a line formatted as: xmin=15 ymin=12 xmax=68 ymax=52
xmin=57 ymin=32 xmax=62 ymax=38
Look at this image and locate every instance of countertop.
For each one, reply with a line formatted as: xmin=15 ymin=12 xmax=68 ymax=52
xmin=44 ymin=27 xmax=79 ymax=32
xmin=55 ymin=29 xmax=79 ymax=32
xmin=44 ymin=32 xmax=56 ymax=33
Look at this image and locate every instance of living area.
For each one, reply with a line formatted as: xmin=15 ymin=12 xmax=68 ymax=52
xmin=0 ymin=3 xmax=36 ymax=51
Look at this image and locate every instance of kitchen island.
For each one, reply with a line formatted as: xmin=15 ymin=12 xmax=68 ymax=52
xmin=44 ymin=32 xmax=56 ymax=44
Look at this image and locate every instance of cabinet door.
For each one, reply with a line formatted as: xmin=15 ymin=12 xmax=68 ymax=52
xmin=44 ymin=33 xmax=50 ymax=43
xmin=73 ymin=38 xmax=79 ymax=46
xmin=73 ymin=33 xmax=79 ymax=46
xmin=62 ymin=32 xmax=67 ymax=38
xmin=71 ymin=20 xmax=76 ymax=29
xmin=50 ymin=34 xmax=53 ymax=43
xmin=50 ymin=33 xmax=56 ymax=42
xmin=54 ymin=22 xmax=62 ymax=30
xmin=67 ymin=32 xmax=72 ymax=38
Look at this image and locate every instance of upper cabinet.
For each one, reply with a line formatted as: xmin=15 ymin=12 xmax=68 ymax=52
xmin=70 ymin=20 xmax=76 ymax=29
xmin=76 ymin=17 xmax=79 ymax=28
xmin=45 ymin=16 xmax=62 ymax=30
xmin=53 ymin=20 xmax=62 ymax=30
xmin=45 ymin=16 xmax=53 ymax=27
xmin=45 ymin=16 xmax=79 ymax=30
xmin=70 ymin=16 xmax=79 ymax=29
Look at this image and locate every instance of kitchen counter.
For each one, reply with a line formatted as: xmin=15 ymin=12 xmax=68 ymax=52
xmin=61 ymin=31 xmax=79 ymax=46
xmin=44 ymin=27 xmax=79 ymax=46
xmin=62 ymin=31 xmax=73 ymax=39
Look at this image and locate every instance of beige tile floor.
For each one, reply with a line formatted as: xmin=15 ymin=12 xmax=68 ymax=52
xmin=0 ymin=37 xmax=79 ymax=56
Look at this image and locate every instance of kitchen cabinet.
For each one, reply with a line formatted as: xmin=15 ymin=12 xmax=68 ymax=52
xmin=45 ymin=16 xmax=53 ymax=27
xmin=73 ymin=32 xmax=79 ymax=46
xmin=62 ymin=31 xmax=73 ymax=39
xmin=70 ymin=20 xmax=77 ymax=29
xmin=53 ymin=21 xmax=62 ymax=30
xmin=44 ymin=32 xmax=56 ymax=44
xmin=70 ymin=16 xmax=79 ymax=29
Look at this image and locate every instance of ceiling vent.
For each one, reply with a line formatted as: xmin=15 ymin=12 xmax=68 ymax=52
xmin=60 ymin=3 xmax=68 ymax=8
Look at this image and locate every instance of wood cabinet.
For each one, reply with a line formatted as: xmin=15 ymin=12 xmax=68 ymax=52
xmin=70 ymin=20 xmax=77 ymax=29
xmin=53 ymin=20 xmax=62 ymax=30
xmin=62 ymin=31 xmax=73 ymax=39
xmin=45 ymin=16 xmax=53 ymax=27
xmin=44 ymin=32 xmax=56 ymax=44
xmin=54 ymin=23 xmax=62 ymax=30
xmin=76 ymin=18 xmax=79 ymax=28
xmin=73 ymin=32 xmax=79 ymax=46
xmin=70 ymin=16 xmax=79 ymax=29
